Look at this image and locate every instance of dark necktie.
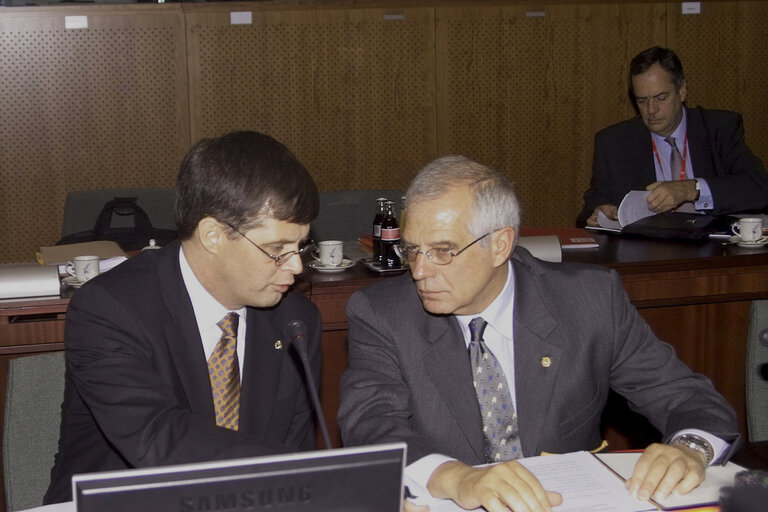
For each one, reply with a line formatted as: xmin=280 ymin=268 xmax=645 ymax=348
xmin=665 ymin=136 xmax=684 ymax=180
xmin=468 ymin=317 xmax=522 ymax=462
xmin=208 ymin=312 xmax=240 ymax=431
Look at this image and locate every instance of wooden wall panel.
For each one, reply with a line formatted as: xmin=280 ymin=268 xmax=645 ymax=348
xmin=435 ymin=3 xmax=666 ymax=228
xmin=0 ymin=5 xmax=189 ymax=264
xmin=185 ymin=4 xmax=436 ymax=192
xmin=667 ymin=1 xmax=768 ymax=166
xmin=2 ymin=1 xmax=768 ymax=265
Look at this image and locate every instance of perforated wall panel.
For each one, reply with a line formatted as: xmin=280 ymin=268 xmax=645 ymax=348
xmin=668 ymin=1 xmax=768 ymax=169
xmin=186 ymin=5 xmax=436 ymax=193
xmin=436 ymin=3 xmax=665 ymax=227
xmin=0 ymin=6 xmax=189 ymax=263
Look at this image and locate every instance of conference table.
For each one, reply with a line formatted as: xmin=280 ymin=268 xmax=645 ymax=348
xmin=1 ymin=232 xmax=767 ymax=463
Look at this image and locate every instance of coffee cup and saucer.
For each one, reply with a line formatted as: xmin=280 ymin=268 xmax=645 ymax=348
xmin=62 ymin=255 xmax=100 ymax=287
xmin=308 ymin=241 xmax=356 ymax=272
xmin=731 ymin=217 xmax=768 ymax=248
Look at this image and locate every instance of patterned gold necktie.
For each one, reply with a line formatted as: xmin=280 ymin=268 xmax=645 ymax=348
xmin=208 ymin=312 xmax=240 ymax=431
xmin=468 ymin=317 xmax=522 ymax=462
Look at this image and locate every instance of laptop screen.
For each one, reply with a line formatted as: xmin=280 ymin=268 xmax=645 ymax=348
xmin=72 ymin=443 xmax=406 ymax=512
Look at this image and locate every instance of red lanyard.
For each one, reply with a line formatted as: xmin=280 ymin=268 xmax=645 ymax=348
xmin=651 ymin=132 xmax=688 ymax=180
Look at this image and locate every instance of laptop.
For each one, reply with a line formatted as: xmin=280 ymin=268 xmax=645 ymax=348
xmin=72 ymin=443 xmax=406 ymax=512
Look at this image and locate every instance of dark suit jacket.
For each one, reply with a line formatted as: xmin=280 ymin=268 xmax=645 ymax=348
xmin=45 ymin=241 xmax=321 ymax=503
xmin=338 ymin=248 xmax=739 ymax=466
xmin=578 ymin=107 xmax=768 ymax=226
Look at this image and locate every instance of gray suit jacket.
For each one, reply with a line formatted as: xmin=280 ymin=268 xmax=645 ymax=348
xmin=338 ymin=248 xmax=739 ymax=465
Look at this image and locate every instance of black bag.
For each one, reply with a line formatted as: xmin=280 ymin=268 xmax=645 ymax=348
xmin=621 ymin=212 xmax=732 ymax=240
xmin=57 ymin=196 xmax=177 ymax=251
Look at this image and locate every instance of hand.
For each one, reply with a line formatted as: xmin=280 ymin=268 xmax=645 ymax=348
xmin=627 ymin=443 xmax=707 ymax=502
xmin=428 ymin=460 xmax=562 ymax=512
xmin=645 ymin=181 xmax=698 ymax=213
xmin=586 ymin=204 xmax=618 ymax=227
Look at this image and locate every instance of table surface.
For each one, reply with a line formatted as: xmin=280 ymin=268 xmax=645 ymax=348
xmin=298 ymin=232 xmax=768 ymax=285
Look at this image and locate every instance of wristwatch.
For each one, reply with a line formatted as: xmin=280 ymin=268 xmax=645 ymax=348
xmin=669 ymin=433 xmax=714 ymax=465
xmin=693 ymin=179 xmax=701 ymax=201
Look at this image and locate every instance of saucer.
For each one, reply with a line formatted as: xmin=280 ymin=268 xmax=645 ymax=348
xmin=736 ymin=235 xmax=768 ymax=248
xmin=62 ymin=276 xmax=85 ymax=288
xmin=307 ymin=259 xmax=356 ymax=273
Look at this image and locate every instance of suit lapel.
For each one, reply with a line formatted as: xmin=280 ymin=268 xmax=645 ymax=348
xmin=421 ymin=313 xmax=486 ymax=461
xmin=628 ymin=118 xmax=657 ymax=189
xmin=238 ymin=308 xmax=284 ymax=436
xmin=511 ymin=252 xmax=563 ymax=457
xmin=685 ymin=107 xmax=717 ymax=178
xmin=156 ymin=243 xmax=216 ymax=421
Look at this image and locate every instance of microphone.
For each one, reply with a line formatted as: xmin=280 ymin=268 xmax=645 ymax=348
xmin=286 ymin=319 xmax=333 ymax=449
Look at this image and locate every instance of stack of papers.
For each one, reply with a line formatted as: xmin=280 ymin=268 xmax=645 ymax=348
xmin=406 ymin=451 xmax=742 ymax=511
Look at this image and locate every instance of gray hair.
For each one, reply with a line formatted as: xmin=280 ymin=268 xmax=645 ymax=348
xmin=405 ymin=155 xmax=520 ymax=246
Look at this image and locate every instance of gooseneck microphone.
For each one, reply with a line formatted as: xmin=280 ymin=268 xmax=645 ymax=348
xmin=286 ymin=319 xmax=333 ymax=449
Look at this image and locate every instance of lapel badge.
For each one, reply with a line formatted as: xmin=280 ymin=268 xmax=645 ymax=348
xmin=540 ymin=356 xmax=552 ymax=368
xmin=274 ymin=339 xmax=283 ymax=350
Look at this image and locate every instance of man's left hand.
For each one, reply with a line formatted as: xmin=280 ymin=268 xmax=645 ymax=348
xmin=627 ymin=443 xmax=707 ymax=502
xmin=645 ymin=180 xmax=698 ymax=213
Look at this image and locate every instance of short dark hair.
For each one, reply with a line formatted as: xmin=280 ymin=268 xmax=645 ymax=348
xmin=629 ymin=46 xmax=685 ymax=94
xmin=175 ymin=131 xmax=319 ymax=240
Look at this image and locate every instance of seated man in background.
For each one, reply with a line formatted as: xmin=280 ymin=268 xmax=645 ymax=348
xmin=45 ymin=131 xmax=322 ymax=503
xmin=339 ymin=155 xmax=739 ymax=512
xmin=579 ymin=46 xmax=768 ymax=227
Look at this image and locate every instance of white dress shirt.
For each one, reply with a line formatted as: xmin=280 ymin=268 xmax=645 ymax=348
xmin=179 ymin=247 xmax=246 ymax=380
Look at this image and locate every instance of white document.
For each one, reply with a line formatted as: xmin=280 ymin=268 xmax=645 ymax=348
xmin=597 ymin=452 xmax=743 ymax=510
xmin=407 ymin=451 xmax=741 ymax=512
xmin=406 ymin=451 xmax=656 ymax=512
xmin=596 ymin=190 xmax=656 ymax=231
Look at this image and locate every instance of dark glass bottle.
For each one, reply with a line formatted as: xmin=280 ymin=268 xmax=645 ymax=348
xmin=381 ymin=200 xmax=401 ymax=270
xmin=372 ymin=197 xmax=387 ymax=266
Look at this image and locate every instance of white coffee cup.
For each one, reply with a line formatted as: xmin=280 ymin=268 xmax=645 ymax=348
xmin=66 ymin=255 xmax=101 ymax=282
xmin=732 ymin=217 xmax=764 ymax=243
xmin=312 ymin=240 xmax=344 ymax=267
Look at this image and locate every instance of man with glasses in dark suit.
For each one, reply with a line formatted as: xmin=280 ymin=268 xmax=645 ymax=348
xmin=46 ymin=131 xmax=322 ymax=503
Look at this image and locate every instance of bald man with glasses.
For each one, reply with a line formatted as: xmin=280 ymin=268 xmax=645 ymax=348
xmin=338 ymin=155 xmax=739 ymax=512
xmin=46 ymin=131 xmax=322 ymax=504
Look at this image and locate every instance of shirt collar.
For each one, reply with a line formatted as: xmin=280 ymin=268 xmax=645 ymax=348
xmin=651 ymin=106 xmax=688 ymax=147
xmin=456 ymin=261 xmax=515 ymax=339
xmin=179 ymin=246 xmax=246 ymax=333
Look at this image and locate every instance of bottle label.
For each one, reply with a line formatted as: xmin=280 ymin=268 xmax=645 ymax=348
xmin=381 ymin=227 xmax=400 ymax=241
xmin=373 ymin=225 xmax=381 ymax=238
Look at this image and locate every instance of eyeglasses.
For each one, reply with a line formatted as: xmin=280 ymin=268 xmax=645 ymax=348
xmin=225 ymin=222 xmax=313 ymax=267
xmin=395 ymin=232 xmax=491 ymax=266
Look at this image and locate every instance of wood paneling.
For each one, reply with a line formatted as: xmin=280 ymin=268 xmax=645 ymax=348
xmin=435 ymin=2 xmax=665 ymax=227
xmin=185 ymin=4 xmax=436 ymax=192
xmin=2 ymin=1 xmax=768 ymax=265
xmin=668 ymin=1 xmax=768 ymax=167
xmin=0 ymin=5 xmax=189 ymax=264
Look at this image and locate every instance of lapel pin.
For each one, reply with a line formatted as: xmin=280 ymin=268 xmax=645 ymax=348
xmin=274 ymin=339 xmax=283 ymax=350
xmin=540 ymin=356 xmax=552 ymax=368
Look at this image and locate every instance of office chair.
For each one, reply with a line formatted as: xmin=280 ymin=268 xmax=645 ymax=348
xmin=3 ymin=352 xmax=66 ymax=511
xmin=60 ymin=188 xmax=176 ymax=239
xmin=746 ymin=300 xmax=768 ymax=442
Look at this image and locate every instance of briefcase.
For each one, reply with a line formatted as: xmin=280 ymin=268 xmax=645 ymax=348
xmin=621 ymin=212 xmax=731 ymax=240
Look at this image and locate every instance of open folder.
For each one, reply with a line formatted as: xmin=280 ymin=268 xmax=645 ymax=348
xmin=406 ymin=451 xmax=742 ymax=512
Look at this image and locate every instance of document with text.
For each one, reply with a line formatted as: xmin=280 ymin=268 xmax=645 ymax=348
xmin=406 ymin=450 xmax=741 ymax=512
